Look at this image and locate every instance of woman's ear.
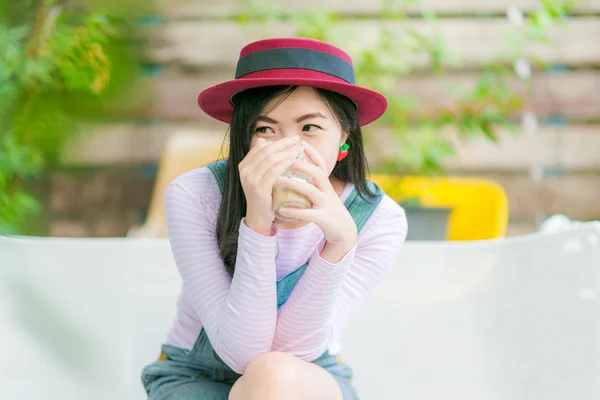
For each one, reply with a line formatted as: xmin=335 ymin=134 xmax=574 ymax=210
xmin=340 ymin=132 xmax=349 ymax=146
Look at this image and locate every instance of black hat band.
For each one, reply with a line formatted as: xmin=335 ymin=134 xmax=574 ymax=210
xmin=235 ymin=47 xmax=356 ymax=84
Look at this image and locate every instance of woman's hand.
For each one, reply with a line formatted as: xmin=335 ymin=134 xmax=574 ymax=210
xmin=276 ymin=141 xmax=358 ymax=262
xmin=239 ymin=136 xmax=303 ymax=236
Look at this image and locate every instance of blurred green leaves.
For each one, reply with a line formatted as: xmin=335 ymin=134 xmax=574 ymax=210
xmin=0 ymin=1 xmax=145 ymax=234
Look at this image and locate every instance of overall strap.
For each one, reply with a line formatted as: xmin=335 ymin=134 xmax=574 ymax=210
xmin=344 ymin=181 xmax=384 ymax=234
xmin=206 ymin=159 xmax=228 ymax=193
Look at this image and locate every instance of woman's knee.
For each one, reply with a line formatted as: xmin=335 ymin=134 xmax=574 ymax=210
xmin=229 ymin=352 xmax=303 ymax=399
xmin=229 ymin=352 xmax=344 ymax=400
xmin=244 ymin=351 xmax=300 ymax=384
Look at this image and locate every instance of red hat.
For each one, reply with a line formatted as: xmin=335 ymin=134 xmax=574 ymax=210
xmin=197 ymin=37 xmax=387 ymax=126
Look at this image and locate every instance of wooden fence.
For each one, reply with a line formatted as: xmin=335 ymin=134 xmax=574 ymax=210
xmin=48 ymin=0 xmax=600 ymax=237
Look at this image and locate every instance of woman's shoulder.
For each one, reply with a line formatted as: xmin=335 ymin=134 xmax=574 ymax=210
xmin=167 ymin=165 xmax=223 ymax=208
xmin=359 ymin=192 xmax=407 ymax=239
xmin=375 ymin=193 xmax=407 ymax=222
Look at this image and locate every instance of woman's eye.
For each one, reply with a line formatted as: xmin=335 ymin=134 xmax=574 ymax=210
xmin=255 ymin=126 xmax=274 ymax=134
xmin=302 ymin=124 xmax=320 ymax=132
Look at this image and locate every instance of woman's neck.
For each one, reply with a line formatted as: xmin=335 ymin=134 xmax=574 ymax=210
xmin=274 ymin=176 xmax=347 ymax=230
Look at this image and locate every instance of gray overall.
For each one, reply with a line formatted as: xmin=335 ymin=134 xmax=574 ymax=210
xmin=141 ymin=159 xmax=383 ymax=399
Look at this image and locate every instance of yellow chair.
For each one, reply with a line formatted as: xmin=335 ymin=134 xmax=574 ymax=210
xmin=128 ymin=130 xmax=226 ymax=238
xmin=370 ymin=175 xmax=509 ymax=241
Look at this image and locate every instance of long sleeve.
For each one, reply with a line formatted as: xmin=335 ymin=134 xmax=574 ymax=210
xmin=271 ymin=196 xmax=408 ymax=360
xmin=165 ymin=177 xmax=278 ymax=374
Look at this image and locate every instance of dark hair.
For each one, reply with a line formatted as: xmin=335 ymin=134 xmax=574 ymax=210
xmin=216 ymin=85 xmax=375 ymax=277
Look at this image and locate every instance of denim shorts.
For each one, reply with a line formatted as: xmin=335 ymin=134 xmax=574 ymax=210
xmin=142 ymin=330 xmax=357 ymax=400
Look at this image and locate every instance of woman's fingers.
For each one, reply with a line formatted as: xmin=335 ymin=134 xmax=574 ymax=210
xmin=252 ymin=146 xmax=299 ymax=182
xmin=239 ymin=137 xmax=299 ymax=183
xmin=238 ymin=138 xmax=267 ymax=170
xmin=301 ymin=140 xmax=328 ymax=172
xmin=262 ymin=156 xmax=299 ymax=189
xmin=288 ymin=160 xmax=330 ymax=191
xmin=276 ymin=176 xmax=325 ymax=206
xmin=251 ymin=136 xmax=301 ymax=168
xmin=276 ymin=206 xmax=320 ymax=224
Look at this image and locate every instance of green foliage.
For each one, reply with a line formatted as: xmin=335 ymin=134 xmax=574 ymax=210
xmin=236 ymin=0 xmax=581 ymax=175
xmin=0 ymin=1 xmax=144 ymax=234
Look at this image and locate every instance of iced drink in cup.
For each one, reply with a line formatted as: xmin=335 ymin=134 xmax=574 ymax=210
xmin=272 ymin=153 xmax=312 ymax=222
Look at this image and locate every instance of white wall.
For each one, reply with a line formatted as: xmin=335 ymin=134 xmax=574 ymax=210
xmin=1 ymin=224 xmax=599 ymax=400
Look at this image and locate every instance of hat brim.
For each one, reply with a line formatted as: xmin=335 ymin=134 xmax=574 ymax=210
xmin=197 ymin=77 xmax=387 ymax=127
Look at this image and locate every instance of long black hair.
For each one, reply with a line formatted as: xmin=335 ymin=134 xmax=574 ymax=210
xmin=216 ymin=85 xmax=375 ymax=277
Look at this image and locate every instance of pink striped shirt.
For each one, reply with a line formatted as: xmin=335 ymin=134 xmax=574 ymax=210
xmin=164 ymin=166 xmax=408 ymax=374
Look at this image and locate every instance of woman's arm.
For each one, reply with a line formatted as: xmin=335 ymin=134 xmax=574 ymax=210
xmin=271 ymin=198 xmax=407 ymax=359
xmin=165 ymin=176 xmax=278 ymax=374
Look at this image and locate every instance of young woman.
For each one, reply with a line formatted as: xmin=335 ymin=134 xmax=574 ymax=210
xmin=141 ymin=37 xmax=408 ymax=400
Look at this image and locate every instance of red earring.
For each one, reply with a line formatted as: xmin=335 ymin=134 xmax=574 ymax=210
xmin=337 ymin=143 xmax=350 ymax=161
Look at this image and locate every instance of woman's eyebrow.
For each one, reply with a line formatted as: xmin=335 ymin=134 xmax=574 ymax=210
xmin=256 ymin=115 xmax=278 ymax=124
xmin=295 ymin=112 xmax=327 ymax=123
xmin=256 ymin=112 xmax=327 ymax=124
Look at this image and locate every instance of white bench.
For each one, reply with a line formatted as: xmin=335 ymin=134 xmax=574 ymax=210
xmin=1 ymin=223 xmax=599 ymax=400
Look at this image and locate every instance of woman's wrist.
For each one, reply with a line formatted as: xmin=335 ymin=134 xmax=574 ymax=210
xmin=244 ymin=216 xmax=274 ymax=237
xmin=320 ymin=239 xmax=356 ymax=264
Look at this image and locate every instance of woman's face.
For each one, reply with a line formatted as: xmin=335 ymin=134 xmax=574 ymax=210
xmin=249 ymin=86 xmax=347 ymax=174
